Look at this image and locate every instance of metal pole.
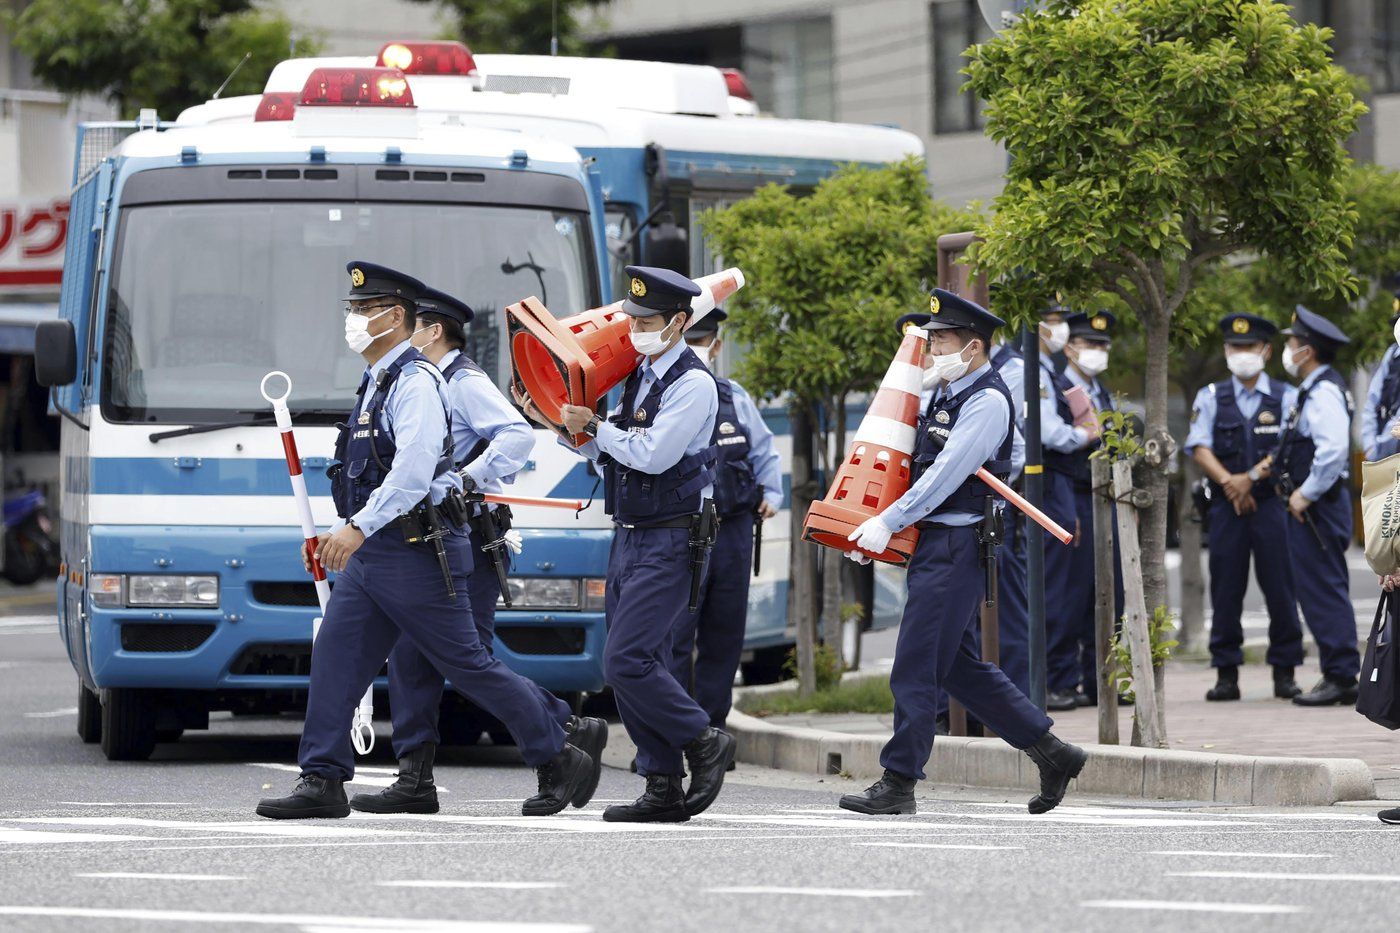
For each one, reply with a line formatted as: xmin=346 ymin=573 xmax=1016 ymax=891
xmin=1023 ymin=326 xmax=1047 ymax=711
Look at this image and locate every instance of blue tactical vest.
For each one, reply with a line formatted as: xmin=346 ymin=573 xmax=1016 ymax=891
xmin=990 ymin=343 xmax=1022 ymax=371
xmin=1376 ymin=347 xmax=1400 ymax=437
xmin=329 ymin=349 xmax=454 ymax=520
xmin=911 ymin=366 xmax=1014 ymax=517
xmin=601 ymin=346 xmax=719 ymax=525
xmin=1279 ymin=367 xmax=1353 ymax=495
xmin=1043 ymin=367 xmax=1110 ymax=490
xmin=711 ymin=378 xmax=761 ymax=516
xmin=1209 ymin=379 xmax=1283 ymax=499
xmin=439 ymin=351 xmax=491 ymax=469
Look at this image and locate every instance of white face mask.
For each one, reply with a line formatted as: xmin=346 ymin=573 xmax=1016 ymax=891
xmin=1041 ymin=321 xmax=1069 ymax=353
xmin=1074 ymin=347 xmax=1109 ymax=377
xmin=1392 ymin=315 xmax=1400 ymax=348
xmin=1225 ymin=349 xmax=1266 ymax=380
xmin=929 ymin=342 xmax=975 ymax=384
xmin=687 ymin=341 xmax=713 ymax=370
xmin=1282 ymin=344 xmax=1306 ymax=377
xmin=409 ymin=324 xmax=436 ymax=353
xmin=344 ymin=306 xmax=394 ymax=354
xmin=631 ymin=317 xmax=678 ymax=357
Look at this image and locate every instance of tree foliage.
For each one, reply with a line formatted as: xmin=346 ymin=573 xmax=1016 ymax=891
xmin=8 ymin=0 xmax=318 ymax=118
xmin=406 ymin=0 xmax=609 ymax=55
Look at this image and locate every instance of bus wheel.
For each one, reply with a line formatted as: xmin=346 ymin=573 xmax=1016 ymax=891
xmin=100 ymin=689 xmax=157 ymax=761
xmin=77 ymin=684 xmax=102 ymax=744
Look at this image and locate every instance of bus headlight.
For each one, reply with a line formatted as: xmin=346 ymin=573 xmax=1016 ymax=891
xmin=501 ymin=578 xmax=580 ymax=609
xmin=126 ymin=575 xmax=220 ymax=608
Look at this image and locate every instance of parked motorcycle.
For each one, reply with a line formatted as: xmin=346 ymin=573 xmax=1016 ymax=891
xmin=4 ymin=488 xmax=60 ymax=586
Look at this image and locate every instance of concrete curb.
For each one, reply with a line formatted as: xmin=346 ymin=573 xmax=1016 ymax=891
xmin=726 ymin=708 xmax=1376 ymax=806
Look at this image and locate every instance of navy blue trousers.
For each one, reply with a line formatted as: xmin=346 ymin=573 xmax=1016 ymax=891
xmin=1207 ymin=495 xmax=1304 ymax=669
xmin=882 ymin=524 xmax=1054 ymax=780
xmin=605 ymin=525 xmax=711 ymax=776
xmin=298 ymin=528 xmax=568 ymax=780
xmin=385 ymin=532 xmax=569 ymax=759
xmin=668 ymin=511 xmax=753 ymax=729
xmin=1042 ymin=470 xmax=1082 ymax=693
xmin=1287 ymin=489 xmax=1361 ymax=680
xmin=996 ymin=515 xmax=1033 ymax=700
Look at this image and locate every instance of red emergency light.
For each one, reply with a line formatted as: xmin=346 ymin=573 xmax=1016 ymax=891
xmin=299 ymin=67 xmax=416 ymax=107
xmin=377 ymin=40 xmax=480 ymax=78
xmin=721 ymin=68 xmax=754 ymax=101
xmin=254 ymin=91 xmax=297 ymax=122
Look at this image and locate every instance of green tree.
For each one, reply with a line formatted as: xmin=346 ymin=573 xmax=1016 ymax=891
xmin=702 ymin=158 xmax=982 ymax=693
xmin=407 ymin=0 xmax=608 ymax=55
xmin=8 ymin=0 xmax=318 ymax=119
xmin=965 ymin=0 xmax=1363 ymax=620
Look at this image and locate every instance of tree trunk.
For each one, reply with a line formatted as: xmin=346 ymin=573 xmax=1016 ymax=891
xmin=789 ymin=402 xmax=820 ymax=696
xmin=820 ymin=394 xmax=850 ymax=650
xmin=1138 ymin=311 xmax=1173 ymax=621
xmin=1176 ymin=459 xmax=1206 ymax=651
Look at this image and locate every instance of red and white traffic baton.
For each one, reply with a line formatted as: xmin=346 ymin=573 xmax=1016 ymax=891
xmin=980 ymin=467 xmax=1073 ymax=545
xmin=261 ymin=371 xmax=376 ymax=756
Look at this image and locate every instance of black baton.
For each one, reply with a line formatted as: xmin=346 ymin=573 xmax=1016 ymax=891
xmin=473 ymin=501 xmax=514 ymax=609
xmin=423 ymin=503 xmax=456 ymax=599
xmin=689 ymin=501 xmax=719 ymax=613
xmin=1276 ymin=472 xmax=1327 ymax=551
xmin=752 ymin=486 xmax=764 ymax=578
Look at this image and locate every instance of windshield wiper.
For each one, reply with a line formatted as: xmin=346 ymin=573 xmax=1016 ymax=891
xmin=502 ymin=252 xmax=548 ymax=305
xmin=147 ymin=408 xmax=348 ymax=443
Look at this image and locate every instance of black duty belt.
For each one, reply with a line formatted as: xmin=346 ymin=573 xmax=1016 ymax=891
xmin=614 ymin=515 xmax=697 ymax=530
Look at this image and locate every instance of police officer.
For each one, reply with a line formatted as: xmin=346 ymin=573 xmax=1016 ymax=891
xmin=1276 ymin=306 xmax=1361 ymax=706
xmin=839 ymin=289 xmax=1087 ymax=817
xmin=1055 ymin=311 xmax=1124 ymax=705
xmin=668 ymin=306 xmax=783 ymax=734
xmin=257 ymin=262 xmax=596 ymax=819
xmin=1185 ymin=314 xmax=1304 ymax=701
xmin=1361 ymin=289 xmax=1400 ymax=461
xmin=1036 ymin=304 xmax=1098 ymax=711
xmin=524 ymin=265 xmax=735 ymax=823
xmin=349 ymin=284 xmax=608 ymax=815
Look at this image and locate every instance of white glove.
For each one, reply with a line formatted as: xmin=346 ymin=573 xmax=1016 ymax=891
xmin=847 ymin=515 xmax=894 ymax=556
xmin=844 ymin=550 xmax=872 ymax=565
xmin=502 ymin=529 xmax=524 ymax=555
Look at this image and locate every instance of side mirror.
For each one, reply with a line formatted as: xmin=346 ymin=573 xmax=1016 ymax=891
xmin=645 ymin=214 xmax=690 ymax=276
xmin=35 ymin=320 xmax=78 ymax=387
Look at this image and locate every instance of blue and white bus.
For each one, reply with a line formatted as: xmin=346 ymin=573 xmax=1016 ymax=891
xmin=38 ymin=45 xmax=922 ymax=760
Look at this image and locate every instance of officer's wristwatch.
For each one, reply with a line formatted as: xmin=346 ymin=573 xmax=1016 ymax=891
xmin=347 ymin=518 xmax=361 ymax=532
xmin=1246 ymin=467 xmax=1262 ymax=483
xmin=460 ymin=471 xmax=478 ymax=493
xmin=583 ymin=415 xmax=602 ymax=438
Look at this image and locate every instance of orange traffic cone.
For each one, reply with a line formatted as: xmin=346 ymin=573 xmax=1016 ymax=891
xmin=507 ymin=269 xmax=746 ymax=444
xmin=802 ymin=327 xmax=926 ymax=565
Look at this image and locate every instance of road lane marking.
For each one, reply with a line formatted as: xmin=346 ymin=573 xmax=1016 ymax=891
xmin=78 ymin=872 xmax=245 ymax=882
xmin=912 ymin=810 xmax=1257 ymax=828
xmin=0 ymin=907 xmax=590 ymax=931
xmin=855 ymin=842 xmax=1023 ymax=851
xmin=1172 ymin=870 xmax=1400 ymax=883
xmin=57 ymin=802 xmax=188 ymax=807
xmin=1083 ymin=900 xmax=1303 ymax=915
xmin=24 ymin=707 xmax=78 ymax=719
xmin=1151 ymin=851 xmax=1331 ymax=859
xmin=380 ymin=881 xmax=565 ymax=890
xmin=708 ymin=886 xmax=918 ymax=899
xmin=8 ymin=817 xmax=424 ymax=838
xmin=0 ymin=830 xmax=155 ymax=844
xmin=0 ymin=616 xmax=52 ymax=628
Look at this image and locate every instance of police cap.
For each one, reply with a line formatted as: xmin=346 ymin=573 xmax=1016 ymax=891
xmin=1066 ymin=311 xmax=1117 ymax=343
xmin=686 ymin=306 xmax=728 ymax=336
xmin=621 ymin=265 xmax=701 ymax=318
xmin=1219 ymin=313 xmax=1276 ymax=345
xmin=923 ymin=288 xmax=1005 ymax=341
xmin=1281 ymin=304 xmax=1350 ymax=351
xmin=415 ymin=285 xmax=474 ymax=325
xmin=345 ymin=260 xmax=424 ymax=304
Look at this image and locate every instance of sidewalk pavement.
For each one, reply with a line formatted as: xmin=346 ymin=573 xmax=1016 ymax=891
xmin=734 ymin=659 xmax=1394 ymax=805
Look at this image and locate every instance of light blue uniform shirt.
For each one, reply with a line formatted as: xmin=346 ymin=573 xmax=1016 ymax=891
xmin=729 ymin=379 xmax=785 ymax=512
xmin=1183 ymin=374 xmax=1289 ymax=456
xmin=1362 ymin=345 xmax=1400 ymax=460
xmin=884 ymin=361 xmax=1011 ymax=531
xmin=1293 ymin=365 xmax=1351 ymax=503
xmin=1039 ymin=358 xmax=1090 ymax=454
xmin=331 ymin=339 xmax=463 ymax=539
xmin=438 ymin=348 xmax=534 ymax=495
xmin=574 ymin=341 xmax=718 ymax=498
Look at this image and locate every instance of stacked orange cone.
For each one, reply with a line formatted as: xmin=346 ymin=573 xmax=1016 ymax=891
xmin=802 ymin=326 xmax=927 ymax=565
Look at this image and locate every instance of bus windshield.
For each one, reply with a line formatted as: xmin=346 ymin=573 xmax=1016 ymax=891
xmin=102 ymin=200 xmax=595 ymax=423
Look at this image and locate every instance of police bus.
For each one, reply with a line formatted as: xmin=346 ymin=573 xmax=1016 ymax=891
xmin=37 ymin=43 xmax=923 ymax=760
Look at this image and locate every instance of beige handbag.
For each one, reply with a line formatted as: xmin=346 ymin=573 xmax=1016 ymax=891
xmin=1361 ymin=452 xmax=1400 ymax=576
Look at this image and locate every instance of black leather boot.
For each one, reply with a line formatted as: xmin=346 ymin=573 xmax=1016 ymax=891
xmin=604 ymin=774 xmax=689 ymax=823
xmin=522 ymin=743 xmax=591 ymax=817
xmin=350 ymin=744 xmax=439 ymax=814
xmin=1380 ymin=807 xmax=1400 ymax=825
xmin=1025 ymin=733 xmax=1088 ymax=815
xmin=1046 ymin=690 xmax=1079 ymax=711
xmin=564 ymin=716 xmax=608 ymax=808
xmin=256 ymin=774 xmax=350 ymax=819
xmin=1273 ymin=666 xmax=1302 ymax=700
xmin=1292 ymin=675 xmax=1359 ymax=707
xmin=683 ymin=727 xmax=736 ymax=816
xmin=838 ymin=769 xmax=917 ymax=815
xmin=1206 ymin=665 xmax=1241 ymax=702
